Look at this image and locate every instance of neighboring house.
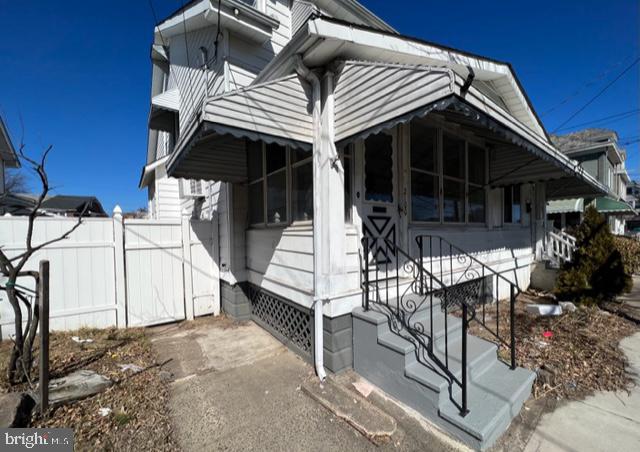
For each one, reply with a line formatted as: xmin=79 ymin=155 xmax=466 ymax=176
xmin=0 ymin=114 xmax=20 ymax=195
xmin=0 ymin=193 xmax=107 ymax=217
xmin=548 ymin=129 xmax=635 ymax=235
xmin=626 ymin=180 xmax=640 ymax=233
xmin=139 ymin=1 xmax=605 ymax=448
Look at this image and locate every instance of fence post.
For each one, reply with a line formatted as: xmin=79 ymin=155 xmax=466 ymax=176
xmin=39 ymin=260 xmax=50 ymax=415
xmin=113 ymin=206 xmax=127 ymax=328
xmin=181 ymin=210 xmax=195 ymax=321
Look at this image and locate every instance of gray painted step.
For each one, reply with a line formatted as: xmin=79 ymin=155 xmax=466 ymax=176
xmin=352 ymin=306 xmax=535 ymax=450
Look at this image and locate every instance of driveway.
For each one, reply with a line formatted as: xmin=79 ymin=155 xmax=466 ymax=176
xmin=150 ymin=316 xmax=462 ymax=452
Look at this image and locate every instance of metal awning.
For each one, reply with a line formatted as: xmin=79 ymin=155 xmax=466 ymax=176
xmin=151 ymin=89 xmax=180 ymax=111
xmin=547 ymin=198 xmax=584 ymax=214
xmin=167 ymin=74 xmax=313 ymax=181
xmin=593 ymin=197 xmax=636 ymax=215
xmin=149 ymin=89 xmax=180 ymax=132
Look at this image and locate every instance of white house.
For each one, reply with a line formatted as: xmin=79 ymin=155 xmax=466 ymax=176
xmin=139 ymin=1 xmax=606 ymax=448
xmin=0 ymin=115 xmax=19 ymax=195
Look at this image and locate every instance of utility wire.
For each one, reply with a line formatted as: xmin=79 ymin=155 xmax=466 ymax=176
xmin=541 ymin=52 xmax=639 ymax=117
xmin=552 ymin=57 xmax=640 ymax=133
xmin=554 ymin=109 xmax=640 ymax=133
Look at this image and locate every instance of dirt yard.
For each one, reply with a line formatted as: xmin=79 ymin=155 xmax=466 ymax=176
xmin=0 ymin=327 xmax=177 ymax=451
xmin=467 ymin=291 xmax=639 ymax=401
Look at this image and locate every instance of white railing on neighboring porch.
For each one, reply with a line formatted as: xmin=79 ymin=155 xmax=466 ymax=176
xmin=547 ymin=228 xmax=577 ymax=265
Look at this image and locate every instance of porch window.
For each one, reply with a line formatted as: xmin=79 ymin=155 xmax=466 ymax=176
xmin=247 ymin=143 xmax=312 ymax=226
xmin=364 ymin=133 xmax=394 ymax=203
xmin=291 ymin=149 xmax=313 ymax=221
xmin=503 ymin=185 xmax=522 ymax=224
xmin=410 ymin=123 xmax=487 ymax=224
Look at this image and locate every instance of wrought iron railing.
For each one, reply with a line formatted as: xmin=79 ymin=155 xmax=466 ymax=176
xmin=361 ymin=235 xmax=520 ymax=417
xmin=416 ymin=235 xmax=518 ymax=370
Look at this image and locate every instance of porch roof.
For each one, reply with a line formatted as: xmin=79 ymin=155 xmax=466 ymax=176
xmin=166 ymin=60 xmax=607 ymax=199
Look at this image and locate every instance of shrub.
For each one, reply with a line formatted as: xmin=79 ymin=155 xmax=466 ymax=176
xmin=613 ymin=235 xmax=640 ymax=275
xmin=554 ymin=206 xmax=632 ymax=304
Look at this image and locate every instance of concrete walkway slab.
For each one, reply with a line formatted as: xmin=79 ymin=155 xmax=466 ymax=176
xmin=524 ymin=332 xmax=640 ymax=452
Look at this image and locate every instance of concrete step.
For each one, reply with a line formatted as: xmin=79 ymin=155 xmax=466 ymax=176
xmin=352 ymin=305 xmax=535 ymax=450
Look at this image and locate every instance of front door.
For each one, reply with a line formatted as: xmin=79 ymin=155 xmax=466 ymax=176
xmin=360 ymin=129 xmax=401 ymax=265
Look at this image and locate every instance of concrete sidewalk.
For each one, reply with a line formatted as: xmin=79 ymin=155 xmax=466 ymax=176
xmin=150 ymin=316 xmax=463 ymax=452
xmin=524 ymin=332 xmax=640 ymax=452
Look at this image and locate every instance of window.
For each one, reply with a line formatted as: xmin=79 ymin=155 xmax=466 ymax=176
xmin=411 ymin=125 xmax=440 ymax=222
xmin=291 ymin=149 xmax=313 ymax=221
xmin=364 ymin=133 xmax=393 ymax=203
xmin=503 ymin=185 xmax=521 ymax=224
xmin=341 ymin=146 xmax=354 ymax=223
xmin=248 ymin=142 xmax=313 ymax=226
xmin=409 ymin=122 xmax=487 ymax=224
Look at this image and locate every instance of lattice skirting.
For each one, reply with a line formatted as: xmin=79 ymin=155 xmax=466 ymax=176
xmin=248 ymin=285 xmax=313 ymax=359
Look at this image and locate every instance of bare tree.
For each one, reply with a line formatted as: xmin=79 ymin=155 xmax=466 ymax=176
xmin=5 ymin=169 xmax=28 ymax=193
xmin=0 ymin=144 xmax=86 ymax=384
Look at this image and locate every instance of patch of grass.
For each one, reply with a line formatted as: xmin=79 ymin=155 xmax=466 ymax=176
xmin=114 ymin=411 xmax=133 ymax=426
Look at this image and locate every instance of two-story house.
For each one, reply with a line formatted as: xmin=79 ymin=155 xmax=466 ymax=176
xmin=138 ymin=1 xmax=606 ymax=448
xmin=548 ymin=128 xmax=635 ymax=234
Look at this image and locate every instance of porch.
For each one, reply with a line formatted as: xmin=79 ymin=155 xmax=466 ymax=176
xmin=164 ymin=59 xmax=606 ymax=449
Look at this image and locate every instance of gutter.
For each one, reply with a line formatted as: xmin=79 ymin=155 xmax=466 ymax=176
xmin=294 ymin=55 xmax=326 ymax=382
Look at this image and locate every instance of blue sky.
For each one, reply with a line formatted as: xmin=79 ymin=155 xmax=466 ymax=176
xmin=0 ymin=0 xmax=638 ymax=212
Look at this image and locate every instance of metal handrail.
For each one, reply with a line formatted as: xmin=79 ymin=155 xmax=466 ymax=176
xmin=415 ymin=234 xmax=518 ymax=371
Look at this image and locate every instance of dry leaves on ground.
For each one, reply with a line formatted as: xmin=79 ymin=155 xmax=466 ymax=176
xmin=467 ymin=291 xmax=638 ymax=401
xmin=1 ymin=328 xmax=177 ymax=452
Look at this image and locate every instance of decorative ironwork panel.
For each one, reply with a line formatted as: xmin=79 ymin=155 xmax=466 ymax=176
xmin=441 ymin=276 xmax=493 ymax=312
xmin=249 ymin=286 xmax=312 ymax=356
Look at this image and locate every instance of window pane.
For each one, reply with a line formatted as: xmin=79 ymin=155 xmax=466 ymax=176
xmin=265 ymin=143 xmax=287 ymax=174
xmin=291 ymin=147 xmax=311 ymax=164
xmin=468 ymin=185 xmax=485 ymax=223
xmin=292 ymin=162 xmax=313 ymax=221
xmin=267 ymin=170 xmax=287 ymax=224
xmin=503 ymin=186 xmax=513 ymax=223
xmin=411 ymin=171 xmax=439 ymax=222
xmin=364 ymin=133 xmax=393 ymax=202
xmin=468 ymin=144 xmax=486 ymax=185
xmin=443 ymin=134 xmax=465 ymax=179
xmin=344 ymin=155 xmax=352 ymax=222
xmin=410 ymin=123 xmax=438 ymax=173
xmin=443 ymin=179 xmax=465 ymax=222
xmin=513 ymin=185 xmax=521 ymax=223
xmin=249 ymin=182 xmax=264 ymax=224
xmin=247 ymin=141 xmax=263 ymax=182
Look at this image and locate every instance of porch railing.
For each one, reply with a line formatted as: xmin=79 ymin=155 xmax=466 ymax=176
xmin=546 ymin=228 xmax=577 ymax=265
xmin=361 ymin=235 xmax=519 ymax=417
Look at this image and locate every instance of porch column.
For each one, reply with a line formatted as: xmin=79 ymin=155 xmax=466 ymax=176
xmin=313 ymin=70 xmax=346 ymax=299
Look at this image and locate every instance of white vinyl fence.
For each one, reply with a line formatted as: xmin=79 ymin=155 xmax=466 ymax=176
xmin=0 ymin=210 xmax=219 ymax=340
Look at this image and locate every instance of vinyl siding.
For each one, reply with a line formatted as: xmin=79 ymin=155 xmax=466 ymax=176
xmin=292 ymin=0 xmax=316 ymax=35
xmin=246 ymin=224 xmax=315 ymax=305
xmin=153 ymin=166 xmax=181 ymax=220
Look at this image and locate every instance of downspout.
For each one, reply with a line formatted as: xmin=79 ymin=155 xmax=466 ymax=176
xmin=294 ymin=55 xmax=326 ymax=381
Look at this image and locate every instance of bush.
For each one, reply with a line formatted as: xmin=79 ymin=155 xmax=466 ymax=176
xmin=613 ymin=235 xmax=640 ymax=275
xmin=554 ymin=206 xmax=632 ymax=304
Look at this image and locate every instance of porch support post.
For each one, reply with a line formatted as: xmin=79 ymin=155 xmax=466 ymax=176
xmin=314 ymin=70 xmax=346 ymax=297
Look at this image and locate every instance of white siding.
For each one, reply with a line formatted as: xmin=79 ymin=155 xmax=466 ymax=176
xmin=292 ymin=0 xmax=316 ymax=35
xmin=153 ymin=166 xmax=181 ymax=220
xmin=246 ymin=225 xmax=314 ymax=305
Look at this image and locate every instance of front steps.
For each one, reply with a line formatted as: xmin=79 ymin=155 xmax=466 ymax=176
xmin=353 ymin=301 xmax=535 ymax=450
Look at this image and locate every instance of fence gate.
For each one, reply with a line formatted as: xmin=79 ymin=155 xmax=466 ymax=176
xmin=123 ymin=217 xmax=219 ymax=327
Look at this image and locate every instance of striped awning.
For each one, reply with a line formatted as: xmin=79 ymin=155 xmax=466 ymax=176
xmin=547 ymin=198 xmax=584 ymax=214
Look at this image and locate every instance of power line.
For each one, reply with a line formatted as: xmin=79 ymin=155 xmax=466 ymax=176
xmin=554 ymin=109 xmax=640 ymax=133
xmin=540 ymin=52 xmax=639 ymax=117
xmin=552 ymin=57 xmax=640 ymax=133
